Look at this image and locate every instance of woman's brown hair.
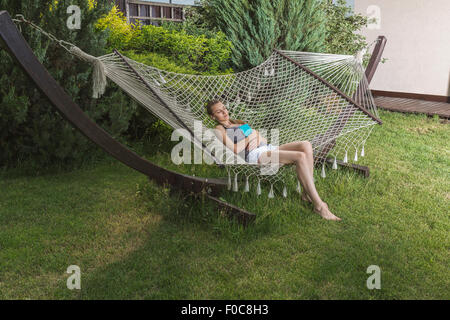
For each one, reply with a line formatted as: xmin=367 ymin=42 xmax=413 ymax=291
xmin=205 ymin=99 xmax=222 ymax=116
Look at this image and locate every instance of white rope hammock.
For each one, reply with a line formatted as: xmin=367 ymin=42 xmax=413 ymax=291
xmin=13 ymin=15 xmax=381 ymax=198
xmin=87 ymin=48 xmax=380 ymax=196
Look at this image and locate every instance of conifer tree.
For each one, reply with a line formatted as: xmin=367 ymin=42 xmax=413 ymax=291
xmin=199 ymin=0 xmax=327 ymax=71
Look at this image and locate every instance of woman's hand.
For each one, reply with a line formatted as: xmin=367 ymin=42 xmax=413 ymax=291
xmin=258 ymin=133 xmax=267 ymax=145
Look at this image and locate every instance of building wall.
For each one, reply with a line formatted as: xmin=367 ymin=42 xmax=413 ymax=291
xmin=354 ymin=0 xmax=450 ymax=97
xmin=114 ymin=0 xmax=189 ymax=26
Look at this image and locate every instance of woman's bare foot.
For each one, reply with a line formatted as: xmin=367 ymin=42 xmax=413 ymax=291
xmin=313 ymin=202 xmax=342 ymax=221
xmin=301 ymin=191 xmax=312 ymax=203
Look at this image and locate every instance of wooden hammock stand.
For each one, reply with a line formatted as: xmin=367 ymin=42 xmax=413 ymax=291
xmin=0 ymin=10 xmax=386 ymax=226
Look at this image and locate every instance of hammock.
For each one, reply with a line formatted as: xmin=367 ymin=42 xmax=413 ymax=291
xmin=12 ymin=15 xmax=382 ymax=198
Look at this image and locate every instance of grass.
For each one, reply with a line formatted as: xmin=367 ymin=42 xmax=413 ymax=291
xmin=0 ymin=109 xmax=448 ymax=299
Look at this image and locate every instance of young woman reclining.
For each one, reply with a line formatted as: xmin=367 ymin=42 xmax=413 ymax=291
xmin=206 ymin=99 xmax=341 ymax=221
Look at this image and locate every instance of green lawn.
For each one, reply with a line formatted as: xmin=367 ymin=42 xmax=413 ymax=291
xmin=0 ymin=109 xmax=448 ymax=299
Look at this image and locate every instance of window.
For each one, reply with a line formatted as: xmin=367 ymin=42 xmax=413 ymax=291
xmin=139 ymin=5 xmax=150 ymax=17
xmin=151 ymin=5 xmax=161 ymax=18
xmin=129 ymin=4 xmax=138 ymax=16
xmin=163 ymin=7 xmax=172 ymax=19
xmin=173 ymin=7 xmax=183 ymax=20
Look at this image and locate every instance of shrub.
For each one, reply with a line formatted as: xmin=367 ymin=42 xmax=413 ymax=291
xmin=160 ymin=6 xmax=221 ymax=39
xmin=122 ymin=50 xmax=200 ymax=74
xmin=95 ymin=5 xmax=133 ymax=51
xmin=197 ymin=0 xmax=375 ymax=68
xmin=321 ymin=0 xmax=371 ymax=55
xmin=96 ymin=6 xmax=233 ymax=74
xmin=198 ymin=0 xmax=327 ymax=71
xmin=131 ymin=25 xmax=232 ymax=73
xmin=0 ymin=0 xmax=139 ymax=168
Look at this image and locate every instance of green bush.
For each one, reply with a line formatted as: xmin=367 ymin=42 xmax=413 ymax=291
xmin=0 ymin=0 xmax=140 ymax=169
xmin=96 ymin=7 xmax=233 ymax=74
xmin=95 ymin=4 xmax=133 ymax=51
xmin=129 ymin=25 xmax=232 ymax=74
xmin=122 ymin=50 xmax=199 ymax=74
xmin=196 ymin=0 xmax=375 ymax=69
xmin=322 ymin=0 xmax=371 ymax=55
xmin=160 ymin=6 xmax=221 ymax=39
xmin=198 ymin=0 xmax=327 ymax=71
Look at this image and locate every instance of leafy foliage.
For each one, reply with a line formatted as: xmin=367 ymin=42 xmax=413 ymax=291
xmin=160 ymin=6 xmax=221 ymax=39
xmin=96 ymin=6 xmax=233 ymax=74
xmin=95 ymin=5 xmax=133 ymax=50
xmin=322 ymin=0 xmax=371 ymax=55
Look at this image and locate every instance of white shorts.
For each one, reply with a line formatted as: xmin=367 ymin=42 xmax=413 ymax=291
xmin=247 ymin=144 xmax=278 ymax=164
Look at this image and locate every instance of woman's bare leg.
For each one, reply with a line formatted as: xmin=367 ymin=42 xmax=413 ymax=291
xmin=278 ymin=141 xmax=314 ymax=202
xmin=258 ymin=150 xmax=341 ymax=221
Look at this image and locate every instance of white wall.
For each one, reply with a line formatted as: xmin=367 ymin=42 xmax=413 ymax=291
xmin=354 ymin=0 xmax=450 ymax=97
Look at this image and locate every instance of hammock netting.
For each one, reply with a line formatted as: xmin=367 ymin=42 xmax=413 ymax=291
xmin=88 ymin=49 xmax=380 ymax=196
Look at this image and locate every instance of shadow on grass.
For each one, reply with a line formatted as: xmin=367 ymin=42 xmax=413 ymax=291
xmin=51 ymin=174 xmax=408 ymax=300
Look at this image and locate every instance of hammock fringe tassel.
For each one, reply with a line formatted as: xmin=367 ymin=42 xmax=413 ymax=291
xmin=268 ymin=184 xmax=274 ymax=198
xmin=233 ymin=174 xmax=238 ymax=192
xmin=69 ymin=46 xmax=107 ymax=99
xmin=244 ymin=176 xmax=250 ymax=192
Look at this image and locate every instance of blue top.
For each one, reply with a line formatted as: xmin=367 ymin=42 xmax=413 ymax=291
xmin=239 ymin=124 xmax=252 ymax=137
xmin=222 ymin=123 xmax=252 ymax=144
